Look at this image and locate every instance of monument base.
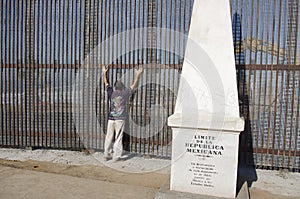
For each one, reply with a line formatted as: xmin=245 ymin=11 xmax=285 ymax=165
xmin=155 ymin=180 xmax=249 ymax=199
xmin=168 ymin=113 xmax=244 ymax=199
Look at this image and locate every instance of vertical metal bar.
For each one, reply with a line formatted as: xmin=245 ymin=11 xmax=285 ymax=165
xmin=59 ymin=0 xmax=63 ymax=148
xmin=62 ymin=0 xmax=66 ymax=148
xmin=11 ymin=0 xmax=16 ymax=147
xmin=272 ymin=0 xmax=283 ymax=168
xmin=3 ymin=0 xmax=6 ymax=145
xmin=72 ymin=0 xmax=76 ymax=149
xmin=3 ymin=0 xmax=7 ymax=144
xmin=64 ymin=0 xmax=68 ymax=148
xmin=24 ymin=0 xmax=31 ymax=147
xmin=70 ymin=0 xmax=75 ymax=149
xmin=61 ymin=0 xmax=65 ymax=148
xmin=76 ymin=0 xmax=82 ymax=149
xmin=277 ymin=2 xmax=288 ymax=168
xmin=22 ymin=0 xmax=26 ymax=146
xmin=129 ymin=0 xmax=137 ymax=151
xmin=109 ymin=0 xmax=113 ymax=83
xmin=90 ymin=0 xmax=94 ymax=149
xmin=15 ymin=0 xmax=20 ymax=147
xmin=7 ymin=2 xmax=15 ymax=146
xmin=296 ymin=74 xmax=300 ymax=170
xmin=250 ymin=0 xmax=260 ymax=166
xmin=263 ymin=0 xmax=272 ymax=167
xmin=33 ymin=0 xmax=37 ymax=147
xmin=292 ymin=2 xmax=300 ymax=171
xmin=133 ymin=0 xmax=141 ymax=152
xmin=167 ymin=0 xmax=173 ymax=157
xmin=266 ymin=0 xmax=277 ymax=167
xmin=136 ymin=0 xmax=140 ymax=153
xmin=7 ymin=0 xmax=12 ymax=146
xmin=95 ymin=0 xmax=100 ymax=149
xmin=134 ymin=0 xmax=141 ymax=152
xmin=88 ymin=0 xmax=92 ymax=149
xmin=147 ymin=0 xmax=152 ymax=155
xmin=74 ymin=0 xmax=78 ymax=149
xmin=287 ymin=0 xmax=299 ymax=169
xmin=30 ymin=0 xmax=34 ymax=147
xmin=0 ymin=0 xmax=3 ymax=146
xmin=73 ymin=0 xmax=77 ymax=149
xmin=69 ymin=0 xmax=73 ymax=149
xmin=154 ymin=0 xmax=159 ymax=156
xmin=161 ymin=0 xmax=167 ymax=156
xmin=98 ymin=0 xmax=102 ymax=150
xmin=37 ymin=0 xmax=41 ymax=147
xmin=57 ymin=0 xmax=61 ymax=148
xmin=282 ymin=0 xmax=294 ymax=168
xmin=20 ymin=0 xmax=25 ymax=147
xmin=173 ymin=0 xmax=180 ymax=156
xmin=38 ymin=0 xmax=43 ymax=147
xmin=128 ymin=0 xmax=136 ymax=152
xmin=145 ymin=0 xmax=150 ymax=155
xmin=94 ymin=0 xmax=98 ymax=149
xmin=85 ymin=0 xmax=89 ymax=149
xmin=157 ymin=0 xmax=163 ymax=156
xmin=36 ymin=0 xmax=39 ymax=146
xmin=52 ymin=0 xmax=56 ymax=148
xmin=55 ymin=0 xmax=60 ymax=148
xmin=13 ymin=0 xmax=17 ymax=146
xmin=140 ymin=0 xmax=145 ymax=154
xmin=42 ymin=0 xmax=47 ymax=147
xmin=50 ymin=0 xmax=55 ymax=148
xmin=3 ymin=0 xmax=8 ymax=146
xmin=241 ymin=0 xmax=251 ymax=165
xmin=257 ymin=1 xmax=267 ymax=167
xmin=101 ymin=0 xmax=106 ymax=151
xmin=93 ymin=0 xmax=98 ymax=149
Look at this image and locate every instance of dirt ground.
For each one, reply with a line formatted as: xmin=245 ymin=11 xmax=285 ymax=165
xmin=0 ymin=158 xmax=169 ymax=199
xmin=0 ymin=149 xmax=300 ymax=199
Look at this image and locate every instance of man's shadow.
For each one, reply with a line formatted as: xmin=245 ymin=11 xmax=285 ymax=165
xmin=122 ymin=91 xmax=137 ymax=161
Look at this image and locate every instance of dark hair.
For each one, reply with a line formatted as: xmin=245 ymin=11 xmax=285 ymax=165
xmin=114 ymin=80 xmax=125 ymax=90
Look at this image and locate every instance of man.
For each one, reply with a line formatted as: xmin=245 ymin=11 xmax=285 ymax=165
xmin=102 ymin=65 xmax=143 ymax=161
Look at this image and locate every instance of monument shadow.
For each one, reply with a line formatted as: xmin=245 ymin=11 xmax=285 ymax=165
xmin=236 ymin=65 xmax=258 ymax=195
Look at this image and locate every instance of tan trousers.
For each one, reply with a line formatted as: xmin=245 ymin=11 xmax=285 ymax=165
xmin=104 ymin=120 xmax=125 ymax=160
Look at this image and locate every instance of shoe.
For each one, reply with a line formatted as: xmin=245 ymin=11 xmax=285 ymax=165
xmin=112 ymin=157 xmax=124 ymax=162
xmin=103 ymin=156 xmax=109 ymax=161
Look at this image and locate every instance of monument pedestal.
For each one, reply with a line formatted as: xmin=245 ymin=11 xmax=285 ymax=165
xmin=168 ymin=113 xmax=244 ymax=199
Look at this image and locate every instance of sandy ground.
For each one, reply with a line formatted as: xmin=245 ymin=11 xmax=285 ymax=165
xmin=0 ymin=148 xmax=300 ymax=199
xmin=0 ymin=165 xmax=159 ymax=199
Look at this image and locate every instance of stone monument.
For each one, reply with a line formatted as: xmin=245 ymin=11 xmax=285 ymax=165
xmin=168 ymin=0 xmax=245 ymax=198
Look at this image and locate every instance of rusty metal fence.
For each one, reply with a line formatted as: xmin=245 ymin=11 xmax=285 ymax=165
xmin=231 ymin=0 xmax=300 ymax=171
xmin=1 ymin=0 xmax=299 ymax=171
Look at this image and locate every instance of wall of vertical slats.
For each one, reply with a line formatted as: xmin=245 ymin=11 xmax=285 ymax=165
xmin=0 ymin=0 xmax=299 ymax=171
xmin=0 ymin=0 xmax=194 ymax=158
xmin=231 ymin=0 xmax=299 ymax=171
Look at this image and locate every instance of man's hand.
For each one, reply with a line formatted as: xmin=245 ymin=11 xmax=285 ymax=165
xmin=102 ymin=65 xmax=109 ymax=86
xmin=136 ymin=66 xmax=143 ymax=76
xmin=102 ymin=65 xmax=109 ymax=74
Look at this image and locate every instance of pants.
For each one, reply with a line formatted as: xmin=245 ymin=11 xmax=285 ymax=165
xmin=104 ymin=119 xmax=125 ymax=160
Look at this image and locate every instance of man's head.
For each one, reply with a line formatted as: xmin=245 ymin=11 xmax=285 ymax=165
xmin=114 ymin=80 xmax=125 ymax=90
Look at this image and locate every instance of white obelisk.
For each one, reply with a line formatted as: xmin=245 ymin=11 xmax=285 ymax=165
xmin=168 ymin=0 xmax=244 ymax=198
